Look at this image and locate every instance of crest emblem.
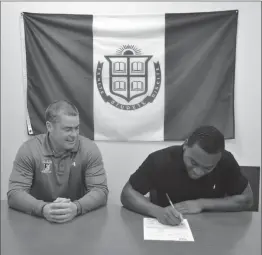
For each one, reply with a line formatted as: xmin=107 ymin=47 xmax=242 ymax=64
xmin=41 ymin=159 xmax=52 ymax=174
xmin=96 ymin=45 xmax=161 ymax=110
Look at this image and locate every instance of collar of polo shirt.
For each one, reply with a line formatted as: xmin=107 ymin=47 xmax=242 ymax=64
xmin=43 ymin=132 xmax=80 ymax=157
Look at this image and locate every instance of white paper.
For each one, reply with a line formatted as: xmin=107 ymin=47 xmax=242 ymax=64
xmin=143 ymin=218 xmax=194 ymax=241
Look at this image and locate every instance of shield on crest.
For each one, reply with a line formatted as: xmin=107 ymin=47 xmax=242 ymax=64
xmin=105 ymin=55 xmax=152 ymax=102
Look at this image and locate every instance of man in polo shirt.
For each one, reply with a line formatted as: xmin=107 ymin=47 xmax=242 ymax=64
xmin=8 ymin=100 xmax=108 ymax=223
xmin=121 ymin=126 xmax=253 ymax=226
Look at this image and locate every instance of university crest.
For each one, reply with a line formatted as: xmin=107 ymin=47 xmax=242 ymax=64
xmin=96 ymin=45 xmax=161 ymax=111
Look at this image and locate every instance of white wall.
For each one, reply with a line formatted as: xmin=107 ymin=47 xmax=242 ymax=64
xmin=1 ymin=2 xmax=261 ymax=204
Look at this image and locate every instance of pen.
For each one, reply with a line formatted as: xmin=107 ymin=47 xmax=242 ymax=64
xmin=166 ymin=193 xmax=184 ymax=221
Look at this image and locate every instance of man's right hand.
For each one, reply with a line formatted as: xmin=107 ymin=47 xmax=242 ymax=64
xmin=42 ymin=203 xmax=74 ymax=223
xmin=152 ymin=206 xmax=183 ymax=226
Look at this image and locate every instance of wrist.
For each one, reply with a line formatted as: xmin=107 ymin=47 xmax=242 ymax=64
xmin=198 ymin=198 xmax=206 ymax=211
xmin=41 ymin=203 xmax=48 ymax=218
xmin=148 ymin=204 xmax=163 ymax=218
xmin=73 ymin=201 xmax=82 ymax=216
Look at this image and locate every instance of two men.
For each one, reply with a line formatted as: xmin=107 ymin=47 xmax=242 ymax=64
xmin=121 ymin=126 xmax=253 ymax=225
xmin=8 ymin=100 xmax=108 ymax=223
xmin=8 ymin=101 xmax=253 ymax=225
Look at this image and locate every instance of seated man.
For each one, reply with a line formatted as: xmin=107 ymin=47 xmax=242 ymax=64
xmin=8 ymin=100 xmax=108 ymax=223
xmin=121 ymin=126 xmax=253 ymax=226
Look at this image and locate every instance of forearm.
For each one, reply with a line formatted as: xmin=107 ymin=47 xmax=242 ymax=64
xmin=7 ymin=190 xmax=47 ymax=217
xmin=121 ymin=184 xmax=161 ymax=217
xmin=199 ymin=194 xmax=252 ymax=212
xmin=8 ymin=145 xmax=47 ymax=216
xmin=76 ymin=187 xmax=108 ymax=215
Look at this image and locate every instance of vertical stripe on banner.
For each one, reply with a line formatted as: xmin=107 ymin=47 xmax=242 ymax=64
xmin=23 ymin=13 xmax=94 ymax=139
xmin=93 ymin=15 xmax=165 ymax=141
xmin=164 ymin=11 xmax=237 ymax=140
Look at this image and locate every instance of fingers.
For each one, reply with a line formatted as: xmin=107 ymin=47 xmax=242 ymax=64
xmin=168 ymin=206 xmax=182 ymax=218
xmin=51 ymin=213 xmax=71 ymax=220
xmin=54 ymin=198 xmax=71 ymax=203
xmin=165 ymin=213 xmax=181 ymax=226
xmin=52 ymin=217 xmax=72 ymax=224
xmin=43 ymin=203 xmax=75 ymax=224
xmin=54 ymin=197 xmax=63 ymax=203
xmin=50 ymin=203 xmax=71 ymax=210
xmin=50 ymin=208 xmax=72 ymax=215
xmin=46 ymin=212 xmax=72 ymax=223
xmin=166 ymin=206 xmax=183 ymax=221
xmin=164 ymin=208 xmax=182 ymax=226
xmin=170 ymin=205 xmax=180 ymax=215
xmin=46 ymin=215 xmax=72 ymax=224
xmin=175 ymin=204 xmax=188 ymax=214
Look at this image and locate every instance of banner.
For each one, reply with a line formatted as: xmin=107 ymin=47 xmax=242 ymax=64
xmin=21 ymin=10 xmax=238 ymax=141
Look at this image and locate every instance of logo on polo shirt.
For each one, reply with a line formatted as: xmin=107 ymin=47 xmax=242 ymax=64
xmin=41 ymin=159 xmax=52 ymax=174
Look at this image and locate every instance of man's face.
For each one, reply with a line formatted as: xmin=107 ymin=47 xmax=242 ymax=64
xmin=47 ymin=113 xmax=80 ymax=152
xmin=183 ymin=143 xmax=222 ymax=179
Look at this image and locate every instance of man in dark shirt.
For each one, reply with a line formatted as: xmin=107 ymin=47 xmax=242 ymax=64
xmin=121 ymin=126 xmax=253 ymax=226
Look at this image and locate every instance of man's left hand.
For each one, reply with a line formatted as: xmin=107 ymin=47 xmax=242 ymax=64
xmin=174 ymin=200 xmax=203 ymax=214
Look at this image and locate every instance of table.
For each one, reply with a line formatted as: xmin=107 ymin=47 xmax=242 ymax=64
xmin=1 ymin=201 xmax=260 ymax=255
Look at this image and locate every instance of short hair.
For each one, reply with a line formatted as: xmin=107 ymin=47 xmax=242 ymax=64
xmin=186 ymin=126 xmax=225 ymax=154
xmin=45 ymin=100 xmax=79 ymax=123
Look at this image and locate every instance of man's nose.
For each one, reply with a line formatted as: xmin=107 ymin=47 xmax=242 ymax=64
xmin=70 ymin=129 xmax=78 ymax=137
xmin=192 ymin=167 xmax=204 ymax=175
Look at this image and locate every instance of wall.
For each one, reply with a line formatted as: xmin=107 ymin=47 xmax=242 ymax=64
xmin=1 ymin=2 xmax=261 ymax=205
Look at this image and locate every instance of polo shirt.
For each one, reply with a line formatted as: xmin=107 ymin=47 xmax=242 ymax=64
xmin=8 ymin=134 xmax=108 ymax=217
xmin=129 ymin=146 xmax=248 ymax=207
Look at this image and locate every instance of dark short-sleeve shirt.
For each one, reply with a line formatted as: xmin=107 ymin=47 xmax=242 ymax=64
xmin=129 ymin=146 xmax=248 ymax=207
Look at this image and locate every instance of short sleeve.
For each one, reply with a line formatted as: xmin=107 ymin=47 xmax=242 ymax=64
xmin=8 ymin=142 xmax=35 ymax=193
xmin=222 ymin=152 xmax=248 ymax=196
xmin=129 ymin=154 xmax=155 ymax=195
xmin=84 ymin=142 xmax=108 ymax=192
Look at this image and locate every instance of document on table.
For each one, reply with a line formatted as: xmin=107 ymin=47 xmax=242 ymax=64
xmin=143 ymin=218 xmax=194 ymax=241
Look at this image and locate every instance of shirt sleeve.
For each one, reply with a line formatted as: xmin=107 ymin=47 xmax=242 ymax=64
xmin=223 ymin=152 xmax=248 ymax=196
xmin=76 ymin=142 xmax=109 ymax=215
xmin=7 ymin=142 xmax=47 ymax=217
xmin=129 ymin=154 xmax=155 ymax=195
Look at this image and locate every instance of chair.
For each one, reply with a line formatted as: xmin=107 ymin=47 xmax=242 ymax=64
xmin=240 ymin=166 xmax=260 ymax=212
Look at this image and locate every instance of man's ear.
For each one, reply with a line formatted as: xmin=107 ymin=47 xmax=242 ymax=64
xmin=46 ymin=121 xmax=52 ymax=133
